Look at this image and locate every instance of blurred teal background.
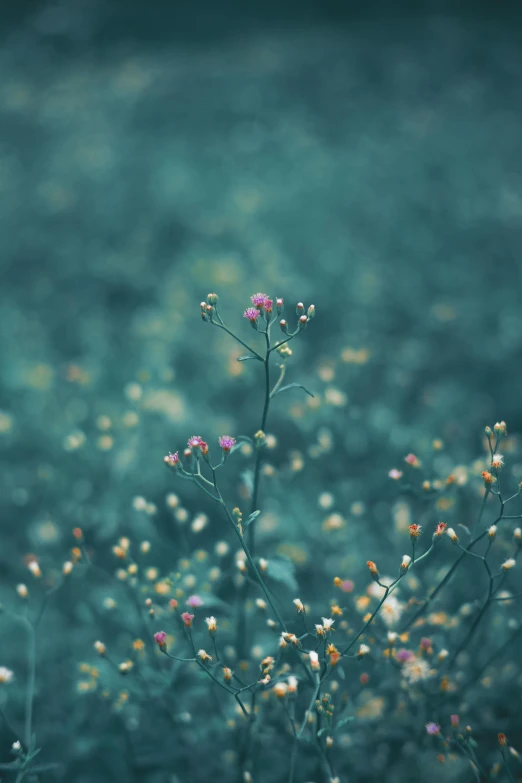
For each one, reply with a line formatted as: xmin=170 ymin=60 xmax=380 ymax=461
xmin=1 ymin=1 xmax=522 ymax=780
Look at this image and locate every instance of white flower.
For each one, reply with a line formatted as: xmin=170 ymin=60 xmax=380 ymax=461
xmin=401 ymin=555 xmax=411 ymax=570
xmin=11 ymin=741 xmax=21 ymax=752
xmin=380 ymin=596 xmax=405 ymax=627
xmin=309 ymin=650 xmax=320 ymax=670
xmin=273 ymin=682 xmax=288 ymax=698
xmin=205 ymin=616 xmax=217 ymax=633
xmin=402 ymin=658 xmax=433 ymax=684
xmin=0 ymin=667 xmax=14 ymax=684
xmin=293 ymin=598 xmax=304 ymax=612
xmin=287 ymin=675 xmax=298 ymax=693
xmin=502 ymin=558 xmax=516 ymax=571
xmin=321 ymin=617 xmax=334 ymax=631
xmin=357 ymin=644 xmax=370 ymax=657
xmin=387 ymin=631 xmax=398 ymax=644
xmin=491 ymin=453 xmax=504 ymax=469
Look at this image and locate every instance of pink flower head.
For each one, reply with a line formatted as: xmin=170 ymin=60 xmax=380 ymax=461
xmin=396 ymin=648 xmax=414 ymax=663
xmin=219 ymin=435 xmax=236 ymax=452
xmin=250 ymin=293 xmax=269 ymax=309
xmin=181 ymin=612 xmax=194 ymax=627
xmin=450 ymin=714 xmax=459 ymax=727
xmin=187 ymin=435 xmax=204 ymax=449
xmin=243 ymin=307 xmax=260 ymax=322
xmin=405 ymin=453 xmax=420 ymax=467
xmin=154 ymin=631 xmax=167 ymax=647
xmin=425 ymin=722 xmax=440 ymax=736
xmin=186 ymin=595 xmax=204 ymax=608
xmin=420 ymin=637 xmax=432 ymax=651
xmin=341 ymin=579 xmax=354 ymax=593
xmin=164 ymin=451 xmax=180 ymax=467
xmin=263 ymin=298 xmax=273 ymax=314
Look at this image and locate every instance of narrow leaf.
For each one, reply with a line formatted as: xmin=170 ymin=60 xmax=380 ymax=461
xmin=237 ymin=355 xmax=259 ymax=362
xmin=244 ymin=510 xmax=261 ymax=529
xmin=273 ymin=383 xmax=314 ymax=399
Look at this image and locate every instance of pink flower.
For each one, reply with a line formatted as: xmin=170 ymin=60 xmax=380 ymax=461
xmin=420 ymin=637 xmax=432 ymax=651
xmin=218 ymin=435 xmax=236 ymax=452
xmin=425 ymin=722 xmax=440 ymax=736
xmin=450 ymin=714 xmax=459 ymax=727
xmin=404 ymin=453 xmax=420 ymax=467
xmin=154 ymin=631 xmax=167 ymax=647
xmin=186 ymin=595 xmax=204 ymax=608
xmin=341 ymin=579 xmax=354 ymax=593
xmin=395 ymin=648 xmax=414 ymax=663
xmin=164 ymin=451 xmax=180 ymax=467
xmin=187 ymin=436 xmax=204 ymax=449
xmin=250 ymin=293 xmax=269 ymax=309
xmin=181 ymin=612 xmax=194 ymax=627
xmin=264 ymin=299 xmax=273 ymax=313
xmin=243 ymin=307 xmax=260 ymax=322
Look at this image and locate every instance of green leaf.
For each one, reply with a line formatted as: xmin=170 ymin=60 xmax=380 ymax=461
xmin=336 ymin=716 xmax=354 ymax=729
xmin=237 ymin=355 xmax=259 ymax=362
xmin=273 ymin=383 xmax=314 ymax=399
xmin=244 ymin=510 xmax=261 ymax=529
xmin=317 ymin=727 xmax=329 ymax=737
xmin=265 ymin=556 xmax=298 ymax=592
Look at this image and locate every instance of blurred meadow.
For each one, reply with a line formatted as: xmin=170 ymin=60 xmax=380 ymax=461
xmin=1 ymin=1 xmax=522 ymax=781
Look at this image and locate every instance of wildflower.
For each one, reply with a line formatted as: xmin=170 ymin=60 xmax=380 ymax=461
xmin=409 ymin=524 xmax=422 ymax=538
xmin=514 ymin=528 xmax=522 ymax=543
xmin=164 ymin=451 xmax=180 ymax=467
xmin=250 ymin=292 xmax=269 ymax=309
xmin=404 ymin=453 xmax=420 ymax=468
xmin=206 ymin=293 xmax=219 ymax=305
xmin=434 ymin=522 xmax=447 ymax=538
xmin=293 ymin=598 xmax=305 ymax=613
xmin=402 ymin=657 xmax=433 ymax=684
xmin=154 ymin=631 xmax=167 ymax=649
xmin=420 ymin=637 xmax=432 ymax=652
xmin=322 ymin=617 xmax=334 ymax=631
xmin=401 ymin=555 xmax=411 ymax=570
xmin=309 ymin=650 xmax=320 ymax=671
xmin=0 ymin=667 xmax=14 ymax=684
xmin=446 ymin=527 xmax=459 ymax=544
xmin=498 ymin=733 xmax=507 ymax=747
xmin=501 ymin=558 xmax=516 ymax=571
xmin=244 ymin=307 xmax=260 ymax=324
xmin=488 ymin=525 xmax=497 ymax=539
xmin=491 ymin=454 xmax=504 ymax=470
xmin=132 ymin=639 xmax=145 ymax=651
xmin=450 ymin=714 xmax=459 ymax=727
xmin=296 ymin=302 xmax=305 ymax=315
xmin=494 ymin=421 xmax=507 ymax=436
xmin=287 ymin=676 xmax=298 ymax=695
xmin=256 ymin=598 xmax=266 ymax=610
xmin=223 ymin=667 xmax=233 ymax=682
xmin=298 ymin=315 xmax=308 ymax=328
xmin=63 ymin=561 xmax=73 ymax=575
xmin=380 ymin=596 xmax=404 ymax=627
xmin=12 ymin=740 xmax=21 ymax=752
xmin=205 ymin=616 xmax=217 ymax=634
xmin=264 ymin=299 xmax=273 ymax=314
xmin=482 ymin=470 xmax=496 ymax=485
xmin=387 ymin=632 xmax=398 ymax=645
xmin=197 ymin=649 xmax=212 ymax=663
xmin=119 ymin=660 xmax=133 ymax=674
xmin=426 ymin=722 xmax=441 ymax=736
xmin=438 ymin=649 xmax=449 ymax=661
xmin=366 ymin=560 xmax=379 ymax=580
xmin=273 ymin=682 xmax=288 ymax=698
xmin=94 ymin=641 xmax=106 ymax=655
xmin=181 ymin=612 xmax=194 ymax=627
xmin=187 ymin=436 xmax=204 ymax=449
xmin=218 ymin=435 xmax=236 ymax=452
xmin=395 ymin=648 xmax=414 ymax=663
xmin=16 ymin=584 xmax=28 ymax=598
xmin=357 ymin=644 xmax=370 ymax=658
xmin=186 ymin=595 xmax=204 ymax=608
xmin=389 ymin=468 xmax=403 ymax=480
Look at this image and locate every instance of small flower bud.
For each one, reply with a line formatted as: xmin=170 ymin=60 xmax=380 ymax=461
xmin=273 ymin=682 xmax=288 ymax=699
xmin=197 ymin=649 xmax=212 ymax=663
xmin=94 ymin=641 xmax=106 ymax=655
xmin=485 ymin=425 xmax=493 ymax=438
xmin=446 ymin=528 xmax=459 ymax=544
xmin=401 ymin=555 xmax=411 ymax=570
xmin=205 ymin=616 xmax=217 ymax=635
xmin=482 ymin=470 xmax=495 ymax=486
xmin=256 ymin=598 xmax=266 ymax=610
xmin=276 ymin=297 xmax=284 ymax=314
xmin=181 ymin=612 xmax=194 ymax=627
xmin=154 ymin=631 xmax=167 ymax=649
xmin=298 ymin=315 xmax=308 ymax=328
xmin=63 ymin=561 xmax=74 ymax=575
xmin=307 ymin=304 xmax=315 ymax=319
xmin=207 ymin=293 xmax=219 ymax=305
xmin=279 ymin=319 xmax=288 ymax=333
xmin=223 ymin=667 xmax=233 ymax=682
xmin=293 ymin=598 xmax=305 ymax=613
xmin=434 ymin=522 xmax=447 ymax=538
xmin=514 ymin=528 xmax=522 ymax=544
xmin=296 ymin=302 xmax=305 ymax=315
xmin=16 ymin=584 xmax=28 ymax=599
xmin=498 ymin=733 xmax=507 ymax=747
xmin=366 ymin=560 xmax=380 ymax=580
xmin=326 ymin=736 xmax=334 ymax=748
xmin=494 ymin=421 xmax=507 ymax=436
xmin=259 ymin=558 xmax=268 ymax=572
xmin=501 ymin=558 xmax=516 ymax=571
xmin=409 ymin=524 xmax=422 ymax=539
xmin=28 ymin=561 xmax=41 ymax=578
xmin=309 ymin=650 xmax=320 ymax=671
xmin=357 ymin=644 xmax=370 ymax=658
xmin=450 ymin=714 xmax=459 ymax=727
xmin=287 ymin=675 xmax=298 ymax=695
xmin=488 ymin=525 xmax=497 ymax=539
